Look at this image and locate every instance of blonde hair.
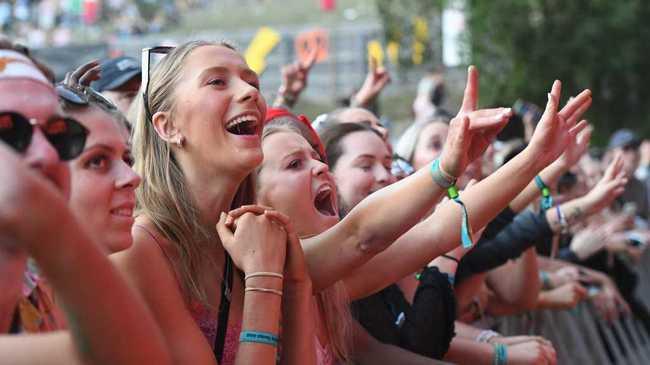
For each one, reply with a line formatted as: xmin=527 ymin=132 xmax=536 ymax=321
xmin=261 ymin=121 xmax=353 ymax=364
xmin=133 ymin=40 xmax=255 ymax=304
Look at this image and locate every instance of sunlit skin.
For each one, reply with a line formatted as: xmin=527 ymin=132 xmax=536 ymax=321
xmin=68 ymin=107 xmax=140 ymax=254
xmin=0 ymin=80 xmax=70 ymax=197
xmin=0 ymin=79 xmax=69 ymax=333
xmin=411 ymin=121 xmax=449 ymax=171
xmin=102 ymin=76 xmax=141 ymax=115
xmin=163 ymin=45 xmax=267 ymax=186
xmin=331 ymin=130 xmax=393 ymax=214
xmin=257 ymin=131 xmax=339 ymax=237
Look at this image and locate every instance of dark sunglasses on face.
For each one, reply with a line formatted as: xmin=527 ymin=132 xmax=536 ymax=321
xmin=0 ymin=111 xmax=89 ymax=161
xmin=56 ymin=84 xmax=118 ymax=112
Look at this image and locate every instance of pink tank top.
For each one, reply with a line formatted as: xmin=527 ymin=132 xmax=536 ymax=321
xmin=136 ymin=224 xmax=240 ymax=365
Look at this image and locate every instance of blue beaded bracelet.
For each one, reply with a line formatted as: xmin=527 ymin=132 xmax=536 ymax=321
xmin=493 ymin=343 xmax=508 ymax=365
xmin=534 ymin=175 xmax=554 ymax=211
xmin=431 ymin=159 xmax=473 ymax=248
xmin=239 ymin=330 xmax=279 ymax=347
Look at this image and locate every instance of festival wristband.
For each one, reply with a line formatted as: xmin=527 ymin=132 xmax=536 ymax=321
xmin=432 ymin=160 xmax=473 ymax=248
xmin=239 ymin=330 xmax=279 ymax=347
xmin=539 ymin=271 xmax=552 ymax=290
xmin=493 ymin=343 xmax=508 ymax=365
xmin=535 ymin=175 xmax=554 ymax=211
xmin=476 ymin=329 xmax=501 ymax=343
xmin=555 ymin=204 xmax=569 ymax=234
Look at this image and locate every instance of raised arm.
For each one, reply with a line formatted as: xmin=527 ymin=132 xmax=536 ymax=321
xmin=0 ymin=145 xmax=172 ymax=365
xmin=343 ymin=81 xmax=592 ymax=299
xmin=305 ymin=66 xmax=511 ymax=292
xmin=509 ymin=125 xmax=592 ymax=213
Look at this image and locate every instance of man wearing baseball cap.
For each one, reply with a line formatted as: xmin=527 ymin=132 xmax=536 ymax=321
xmin=91 ymin=56 xmax=141 ymax=115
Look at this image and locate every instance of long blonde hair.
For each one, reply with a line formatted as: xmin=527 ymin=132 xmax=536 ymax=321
xmin=132 ymin=40 xmax=256 ymax=304
xmin=261 ymin=120 xmax=353 ymax=364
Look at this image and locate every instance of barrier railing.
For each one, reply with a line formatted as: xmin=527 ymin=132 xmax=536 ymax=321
xmin=498 ymin=251 xmax=650 ymax=364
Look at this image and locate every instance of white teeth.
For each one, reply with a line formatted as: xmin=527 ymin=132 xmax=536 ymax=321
xmin=112 ymin=208 xmax=133 ymax=217
xmin=226 ymin=114 xmax=258 ymax=130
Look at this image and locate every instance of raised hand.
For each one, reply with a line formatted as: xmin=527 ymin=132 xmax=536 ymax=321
xmin=438 ymin=66 xmax=512 ymax=177
xmin=63 ymin=59 xmax=101 ymax=88
xmin=582 ymin=152 xmax=628 ymax=214
xmin=527 ymin=81 xmax=592 ymax=170
xmin=558 ymin=124 xmax=592 ymax=170
xmin=352 ymin=56 xmax=391 ymax=107
xmin=216 ymin=209 xmax=287 ymax=274
xmin=274 ymin=48 xmax=318 ymax=108
xmin=0 ymin=143 xmax=69 ymax=253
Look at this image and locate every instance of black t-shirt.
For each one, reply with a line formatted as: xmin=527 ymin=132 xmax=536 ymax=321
xmin=352 ymin=266 xmax=456 ymax=360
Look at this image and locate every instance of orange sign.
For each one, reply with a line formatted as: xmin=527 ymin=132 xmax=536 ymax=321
xmin=294 ymin=29 xmax=329 ymax=65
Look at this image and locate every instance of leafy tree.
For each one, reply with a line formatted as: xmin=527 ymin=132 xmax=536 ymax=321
xmin=466 ymin=0 xmax=650 ymax=142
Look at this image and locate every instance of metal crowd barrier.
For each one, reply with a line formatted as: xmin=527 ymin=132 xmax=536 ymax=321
xmin=498 ymin=251 xmax=650 ymax=364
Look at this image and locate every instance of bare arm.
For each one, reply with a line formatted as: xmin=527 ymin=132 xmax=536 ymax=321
xmin=485 ymin=248 xmax=540 ymax=310
xmin=305 ymin=67 xmax=512 ymax=292
xmin=510 ymin=126 xmax=592 ymax=213
xmin=0 ymin=147 xmax=172 ymax=365
xmin=342 ymin=82 xmax=592 ymax=299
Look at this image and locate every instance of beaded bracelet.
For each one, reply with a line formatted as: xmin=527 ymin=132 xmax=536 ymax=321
xmin=535 ymin=175 xmax=554 ymax=211
xmin=431 ymin=159 xmax=473 ymax=248
xmin=239 ymin=330 xmax=279 ymax=347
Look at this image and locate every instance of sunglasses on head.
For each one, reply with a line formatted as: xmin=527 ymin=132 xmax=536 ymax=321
xmin=56 ymin=84 xmax=117 ymax=112
xmin=141 ymin=46 xmax=175 ymax=122
xmin=0 ymin=111 xmax=89 ymax=161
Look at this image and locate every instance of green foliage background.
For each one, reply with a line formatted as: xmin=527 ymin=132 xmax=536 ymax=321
xmin=465 ymin=0 xmax=650 ymax=143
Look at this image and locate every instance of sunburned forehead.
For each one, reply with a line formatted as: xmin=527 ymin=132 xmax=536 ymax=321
xmin=0 ymin=79 xmax=60 ymax=119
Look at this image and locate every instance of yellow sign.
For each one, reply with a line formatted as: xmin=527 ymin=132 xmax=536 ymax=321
xmin=413 ymin=16 xmax=429 ymax=42
xmin=245 ymin=27 xmax=281 ymax=74
xmin=367 ymin=40 xmax=384 ymax=69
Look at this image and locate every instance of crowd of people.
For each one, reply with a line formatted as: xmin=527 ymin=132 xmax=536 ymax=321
xmin=0 ymin=31 xmax=649 ymax=365
xmin=0 ymin=0 xmax=208 ymax=47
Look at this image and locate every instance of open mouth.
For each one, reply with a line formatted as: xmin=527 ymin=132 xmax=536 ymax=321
xmin=314 ymin=186 xmax=337 ymax=217
xmin=225 ymin=114 xmax=259 ymax=136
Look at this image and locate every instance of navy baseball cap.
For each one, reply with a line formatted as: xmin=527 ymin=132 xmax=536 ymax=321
xmin=608 ymin=129 xmax=641 ymax=150
xmin=91 ymin=56 xmax=141 ymax=92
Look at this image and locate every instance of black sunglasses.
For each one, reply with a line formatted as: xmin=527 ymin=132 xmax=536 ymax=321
xmin=141 ymin=46 xmax=175 ymax=122
xmin=56 ymin=84 xmax=117 ymax=112
xmin=0 ymin=111 xmax=89 ymax=161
